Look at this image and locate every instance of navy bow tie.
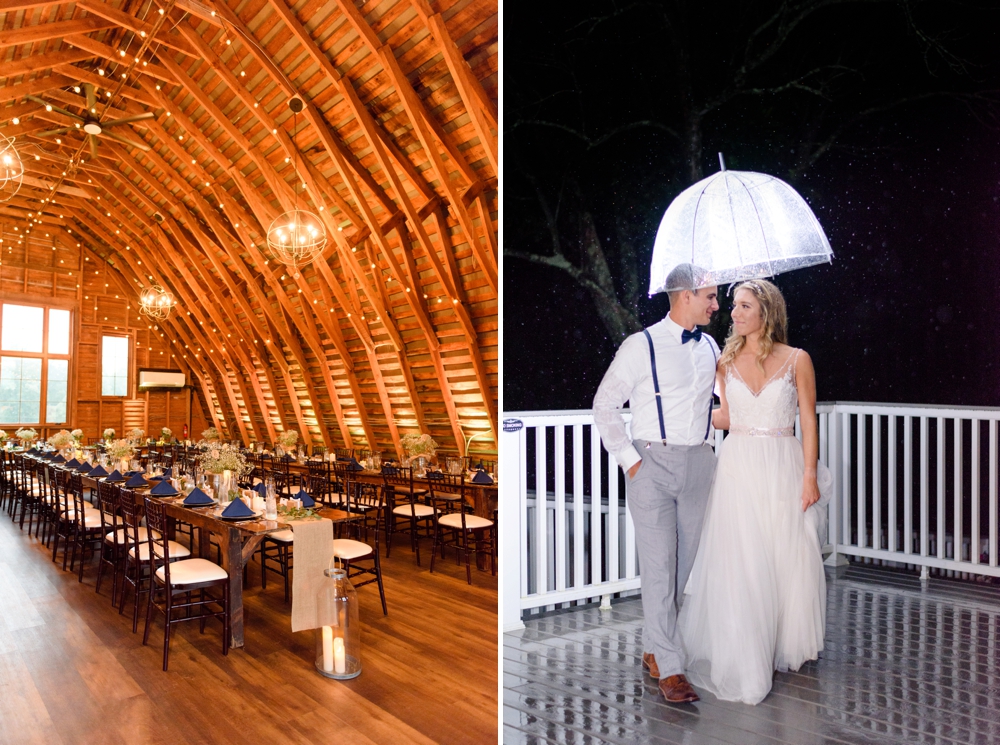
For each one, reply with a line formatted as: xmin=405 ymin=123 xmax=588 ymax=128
xmin=681 ymin=328 xmax=702 ymax=344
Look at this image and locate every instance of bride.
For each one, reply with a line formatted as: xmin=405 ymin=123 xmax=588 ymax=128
xmin=677 ymin=278 xmax=829 ymax=705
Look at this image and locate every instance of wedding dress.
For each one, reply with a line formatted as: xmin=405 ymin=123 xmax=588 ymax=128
xmin=678 ymin=350 xmax=830 ymax=704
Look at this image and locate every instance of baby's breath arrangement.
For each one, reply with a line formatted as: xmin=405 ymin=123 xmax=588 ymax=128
xmin=16 ymin=428 xmax=37 ymax=441
xmin=161 ymin=427 xmax=172 ymax=440
xmin=71 ymin=428 xmax=84 ymax=442
xmin=106 ymin=439 xmax=136 ymax=462
xmin=277 ymin=430 xmax=299 ymax=449
xmin=48 ymin=430 xmax=74 ymax=449
xmin=0 ymin=430 xmax=8 ymax=442
xmin=199 ymin=443 xmax=251 ymax=477
xmin=103 ymin=428 xmax=115 ymax=440
xmin=401 ymin=433 xmax=438 ymax=457
xmin=202 ymin=427 xmax=221 ymax=442
xmin=128 ymin=427 xmax=145 ymax=442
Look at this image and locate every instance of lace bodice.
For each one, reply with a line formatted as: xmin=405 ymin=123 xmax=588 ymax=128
xmin=725 ymin=350 xmax=799 ymax=432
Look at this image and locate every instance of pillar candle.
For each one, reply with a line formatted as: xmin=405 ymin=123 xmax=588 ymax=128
xmin=322 ymin=626 xmax=334 ymax=672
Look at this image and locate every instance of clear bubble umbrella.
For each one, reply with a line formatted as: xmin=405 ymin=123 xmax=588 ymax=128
xmin=648 ymin=156 xmax=833 ymax=294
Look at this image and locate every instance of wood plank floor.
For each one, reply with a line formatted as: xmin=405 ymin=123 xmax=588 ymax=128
xmin=0 ymin=511 xmax=498 ymax=745
xmin=504 ymin=564 xmax=1000 ymax=744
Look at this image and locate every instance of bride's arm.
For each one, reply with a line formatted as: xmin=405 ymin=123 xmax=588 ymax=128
xmin=711 ymin=368 xmax=730 ymax=431
xmin=796 ymin=351 xmax=821 ymax=511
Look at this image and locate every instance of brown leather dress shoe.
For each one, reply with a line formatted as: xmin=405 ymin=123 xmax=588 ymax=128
xmin=641 ymin=652 xmax=660 ymax=679
xmin=658 ymin=674 xmax=700 ymax=704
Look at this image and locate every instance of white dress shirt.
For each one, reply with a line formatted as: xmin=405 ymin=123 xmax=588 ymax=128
xmin=593 ymin=315 xmax=719 ymax=471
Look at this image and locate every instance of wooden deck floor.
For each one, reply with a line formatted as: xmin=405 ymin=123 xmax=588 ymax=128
xmin=0 ymin=511 xmax=498 ymax=745
xmin=504 ymin=564 xmax=1000 ymax=744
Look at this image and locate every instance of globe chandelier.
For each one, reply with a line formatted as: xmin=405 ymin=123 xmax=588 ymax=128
xmin=138 ymin=284 xmax=176 ymax=320
xmin=0 ymin=134 xmax=23 ymax=204
xmin=266 ymin=97 xmax=327 ymax=278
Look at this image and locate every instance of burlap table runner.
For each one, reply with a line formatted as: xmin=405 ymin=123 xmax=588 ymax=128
xmin=289 ymin=517 xmax=335 ymax=632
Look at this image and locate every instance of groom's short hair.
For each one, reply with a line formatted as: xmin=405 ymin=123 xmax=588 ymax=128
xmin=665 ymin=263 xmax=710 ymax=305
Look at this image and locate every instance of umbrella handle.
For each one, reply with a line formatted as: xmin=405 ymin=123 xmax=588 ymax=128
xmin=718 ymin=152 xmax=727 ymax=171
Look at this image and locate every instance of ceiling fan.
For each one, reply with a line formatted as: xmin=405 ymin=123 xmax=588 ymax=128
xmin=27 ymin=83 xmax=154 ymax=158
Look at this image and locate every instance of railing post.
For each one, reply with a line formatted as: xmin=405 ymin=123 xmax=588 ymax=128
xmin=501 ymin=422 xmax=525 ymax=632
xmin=825 ymin=406 xmax=849 ymax=568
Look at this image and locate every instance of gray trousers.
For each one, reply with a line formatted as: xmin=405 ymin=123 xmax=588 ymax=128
xmin=627 ymin=439 xmax=716 ymax=678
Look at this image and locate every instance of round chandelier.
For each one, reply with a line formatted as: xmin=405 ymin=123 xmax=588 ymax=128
xmin=0 ymin=134 xmax=23 ymax=204
xmin=138 ymin=285 xmax=176 ymax=320
xmin=265 ymin=97 xmax=327 ymax=277
xmin=266 ymin=209 xmax=327 ymax=276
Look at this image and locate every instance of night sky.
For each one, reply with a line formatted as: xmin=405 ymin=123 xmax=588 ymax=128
xmin=504 ymin=0 xmax=1000 ymax=412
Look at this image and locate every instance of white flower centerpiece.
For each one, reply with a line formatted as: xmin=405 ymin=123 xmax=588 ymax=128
xmin=199 ymin=443 xmax=250 ymax=504
xmin=48 ymin=429 xmax=74 ymax=457
xmin=16 ymin=427 xmax=37 ymax=445
xmin=401 ymin=433 xmax=438 ymax=474
xmin=202 ymin=427 xmax=221 ymax=443
xmin=71 ymin=428 xmax=83 ymax=443
xmin=70 ymin=429 xmax=85 ymax=459
xmin=160 ymin=427 xmax=172 ymax=443
xmin=128 ymin=427 xmax=145 ymax=445
xmin=276 ymin=429 xmax=298 ymax=457
xmin=106 ymin=439 xmax=136 ymax=473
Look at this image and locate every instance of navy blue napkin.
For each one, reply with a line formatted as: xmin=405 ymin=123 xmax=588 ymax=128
xmin=65 ymin=458 xmax=80 ymax=468
xmin=88 ymin=465 xmax=109 ymax=478
xmin=125 ymin=470 xmax=141 ymax=476
xmin=183 ymin=488 xmax=213 ymax=506
xmin=162 ymin=467 xmax=172 ymax=478
xmin=150 ymin=480 xmax=177 ymax=496
xmin=347 ymin=457 xmax=363 ymax=471
xmin=52 ymin=454 xmax=66 ymax=463
xmin=105 ymin=469 xmax=124 ymax=483
xmin=471 ymin=468 xmax=494 ymax=485
xmin=294 ymin=488 xmax=315 ymax=508
xmin=221 ymin=499 xmax=254 ymax=518
xmin=76 ymin=461 xmax=92 ymax=473
xmin=125 ymin=473 xmax=148 ymax=488
xmin=281 ymin=453 xmax=294 ymax=462
xmin=253 ymin=482 xmax=268 ymax=496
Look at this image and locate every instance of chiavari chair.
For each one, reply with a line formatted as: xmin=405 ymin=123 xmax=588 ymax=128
xmin=382 ymin=466 xmax=433 ymax=565
xmin=428 ymin=474 xmax=496 ymax=584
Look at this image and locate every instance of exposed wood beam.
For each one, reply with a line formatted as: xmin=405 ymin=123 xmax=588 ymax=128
xmin=0 ymin=50 xmax=97 ymax=80
xmin=0 ymin=17 xmax=114 ymax=48
xmin=74 ymin=0 xmax=198 ymax=57
xmin=0 ymin=73 xmax=74 ymax=106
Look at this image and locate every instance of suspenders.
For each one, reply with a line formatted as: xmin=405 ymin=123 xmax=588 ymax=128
xmin=642 ymin=328 xmax=718 ymax=444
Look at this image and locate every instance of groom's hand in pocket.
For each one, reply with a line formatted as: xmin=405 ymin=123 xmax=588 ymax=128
xmin=628 ymin=461 xmax=642 ymax=480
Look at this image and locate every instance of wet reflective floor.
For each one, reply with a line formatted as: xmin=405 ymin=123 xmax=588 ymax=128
xmin=504 ymin=565 xmax=1000 ymax=744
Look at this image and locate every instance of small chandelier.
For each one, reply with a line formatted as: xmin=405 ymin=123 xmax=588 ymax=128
xmin=138 ymin=284 xmax=176 ymax=320
xmin=0 ymin=134 xmax=23 ymax=204
xmin=265 ymin=97 xmax=327 ymax=277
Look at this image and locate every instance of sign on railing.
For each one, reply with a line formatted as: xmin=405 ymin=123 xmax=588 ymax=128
xmin=501 ymin=402 xmax=1000 ymax=632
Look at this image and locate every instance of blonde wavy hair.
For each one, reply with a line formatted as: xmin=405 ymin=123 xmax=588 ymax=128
xmin=719 ymin=279 xmax=788 ymax=372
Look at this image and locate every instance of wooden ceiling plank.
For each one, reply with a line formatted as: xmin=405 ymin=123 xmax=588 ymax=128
xmin=0 ymin=73 xmax=74 ymax=106
xmin=378 ymin=45 xmax=497 ymax=295
xmin=333 ymin=0 xmax=482 ymax=184
xmin=74 ymin=0 xmax=198 ymax=57
xmin=425 ymin=12 xmax=497 ymax=172
xmin=0 ymin=16 xmax=114 ymax=48
xmin=0 ymin=50 xmax=97 ymax=80
xmin=62 ymin=34 xmax=176 ymax=85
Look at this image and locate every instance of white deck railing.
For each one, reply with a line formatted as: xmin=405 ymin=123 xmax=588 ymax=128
xmin=501 ymin=402 xmax=1000 ymax=632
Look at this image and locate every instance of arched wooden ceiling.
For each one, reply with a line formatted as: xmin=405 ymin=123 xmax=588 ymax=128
xmin=0 ymin=0 xmax=498 ymax=457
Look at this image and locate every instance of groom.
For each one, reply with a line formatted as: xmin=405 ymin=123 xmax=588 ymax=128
xmin=593 ymin=264 xmax=719 ymax=704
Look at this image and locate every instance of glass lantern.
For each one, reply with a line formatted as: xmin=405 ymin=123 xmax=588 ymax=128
xmin=315 ymin=562 xmax=361 ymax=679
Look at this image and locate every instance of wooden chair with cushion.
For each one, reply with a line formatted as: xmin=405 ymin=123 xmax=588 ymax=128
xmin=429 ymin=474 xmax=496 ymax=585
xmin=333 ymin=481 xmax=387 ymax=614
xmin=95 ymin=481 xmax=124 ymax=606
xmin=119 ymin=492 xmax=189 ymax=633
xmin=382 ymin=466 xmax=433 ymax=565
xmin=142 ymin=497 xmax=230 ymax=671
xmin=66 ymin=472 xmax=104 ymax=581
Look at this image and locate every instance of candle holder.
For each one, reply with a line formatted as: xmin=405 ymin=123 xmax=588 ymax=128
xmin=315 ymin=558 xmax=361 ymax=680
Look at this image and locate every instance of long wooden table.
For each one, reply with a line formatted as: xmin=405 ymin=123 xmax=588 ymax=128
xmin=73 ymin=470 xmax=358 ymax=649
xmin=284 ymin=462 xmax=499 ymax=518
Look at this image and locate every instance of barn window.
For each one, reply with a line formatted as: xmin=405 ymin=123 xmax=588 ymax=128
xmin=0 ymin=304 xmax=72 ymax=425
xmin=101 ymin=335 xmax=129 ymax=397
